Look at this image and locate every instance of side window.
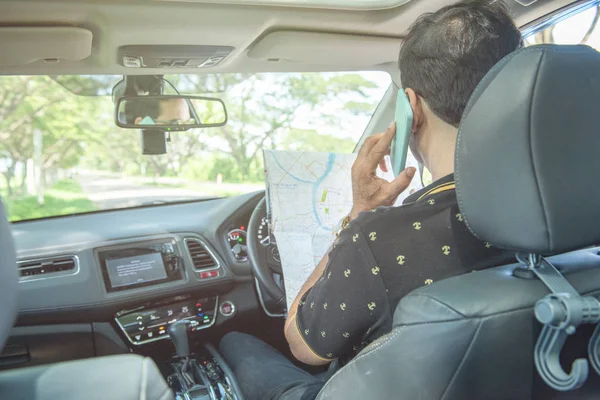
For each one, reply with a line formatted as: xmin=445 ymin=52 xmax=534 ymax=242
xmin=525 ymin=3 xmax=600 ymax=47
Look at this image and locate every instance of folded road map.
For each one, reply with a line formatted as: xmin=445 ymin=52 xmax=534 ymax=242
xmin=263 ymin=150 xmax=422 ymax=307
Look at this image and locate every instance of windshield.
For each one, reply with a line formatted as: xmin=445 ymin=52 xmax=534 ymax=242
xmin=0 ymin=72 xmax=390 ymax=222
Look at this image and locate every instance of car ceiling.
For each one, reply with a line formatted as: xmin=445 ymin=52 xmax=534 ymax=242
xmin=0 ymin=0 xmax=579 ymax=76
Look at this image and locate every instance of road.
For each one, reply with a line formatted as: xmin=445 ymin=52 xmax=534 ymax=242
xmin=76 ymin=171 xmax=214 ymax=210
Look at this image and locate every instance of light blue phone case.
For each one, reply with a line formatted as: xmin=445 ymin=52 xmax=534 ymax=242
xmin=390 ymin=90 xmax=413 ymax=177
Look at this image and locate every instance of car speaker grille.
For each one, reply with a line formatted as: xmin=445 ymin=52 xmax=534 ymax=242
xmin=185 ymin=239 xmax=218 ymax=270
xmin=18 ymin=256 xmax=77 ymax=280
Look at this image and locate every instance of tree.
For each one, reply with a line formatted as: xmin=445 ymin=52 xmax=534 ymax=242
xmin=0 ymin=71 xmax=387 ymax=199
xmin=0 ymin=76 xmax=110 ymax=196
xmin=281 ymin=129 xmax=355 ymax=153
xmin=0 ymin=77 xmax=55 ymax=195
xmin=177 ymin=73 xmax=379 ymax=181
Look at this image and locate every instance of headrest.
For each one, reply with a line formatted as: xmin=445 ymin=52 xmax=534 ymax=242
xmin=0 ymin=200 xmax=17 ymax=350
xmin=456 ymin=45 xmax=600 ymax=255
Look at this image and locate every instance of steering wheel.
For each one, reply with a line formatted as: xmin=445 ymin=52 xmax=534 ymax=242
xmin=247 ymin=197 xmax=285 ymax=303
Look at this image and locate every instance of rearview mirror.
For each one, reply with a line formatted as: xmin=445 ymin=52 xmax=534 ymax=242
xmin=115 ymin=95 xmax=227 ymax=131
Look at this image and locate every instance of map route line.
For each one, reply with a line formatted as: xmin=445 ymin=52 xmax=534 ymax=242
xmin=271 ymin=152 xmax=337 ymax=231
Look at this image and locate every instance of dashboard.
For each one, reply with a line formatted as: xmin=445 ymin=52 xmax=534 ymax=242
xmin=7 ymin=191 xmax=266 ymax=352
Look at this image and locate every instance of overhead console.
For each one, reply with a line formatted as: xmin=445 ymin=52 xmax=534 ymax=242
xmin=117 ymin=45 xmax=234 ymax=69
xmin=96 ymin=238 xmax=184 ymax=293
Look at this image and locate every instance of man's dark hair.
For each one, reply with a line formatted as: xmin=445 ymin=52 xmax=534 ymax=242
xmin=124 ymin=97 xmax=161 ymax=124
xmin=399 ymin=0 xmax=523 ymax=127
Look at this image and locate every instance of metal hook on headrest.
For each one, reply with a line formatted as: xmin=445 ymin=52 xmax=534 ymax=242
xmin=534 ymin=294 xmax=592 ymax=391
xmin=590 ymin=322 xmax=600 ymax=377
xmin=526 ymin=256 xmax=600 ymax=391
xmin=534 ymin=321 xmax=589 ymax=391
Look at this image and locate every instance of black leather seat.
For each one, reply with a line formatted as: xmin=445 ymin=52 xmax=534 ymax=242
xmin=0 ymin=200 xmax=175 ymax=400
xmin=316 ymin=45 xmax=600 ymax=400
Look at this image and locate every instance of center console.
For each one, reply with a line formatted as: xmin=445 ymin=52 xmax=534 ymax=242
xmin=100 ymin=237 xmax=241 ymax=399
xmin=115 ymin=295 xmax=218 ymax=345
xmin=167 ymin=346 xmax=239 ymax=400
xmin=161 ymin=320 xmax=241 ymax=400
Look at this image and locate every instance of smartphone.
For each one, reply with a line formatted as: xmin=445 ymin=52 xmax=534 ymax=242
xmin=390 ymin=90 xmax=413 ymax=177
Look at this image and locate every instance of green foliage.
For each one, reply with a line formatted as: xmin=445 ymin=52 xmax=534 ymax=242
xmin=281 ymin=129 xmax=356 ymax=153
xmin=3 ymin=179 xmax=96 ymax=222
xmin=0 ymin=71 xmax=389 ymax=220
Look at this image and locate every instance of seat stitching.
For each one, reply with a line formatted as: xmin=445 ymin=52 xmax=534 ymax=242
xmin=140 ymin=357 xmax=148 ymax=400
xmin=401 ymin=293 xmax=467 ymax=318
xmin=440 ymin=319 xmax=482 ymax=400
xmin=397 ymin=284 xmax=600 ymax=327
xmin=316 ymin=328 xmax=403 ymax=399
xmin=526 ymin=50 xmax=551 ymax=251
xmin=395 ymin=303 xmax=534 ymax=328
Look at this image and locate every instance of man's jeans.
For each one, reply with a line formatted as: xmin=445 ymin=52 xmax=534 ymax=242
xmin=219 ymin=332 xmax=325 ymax=400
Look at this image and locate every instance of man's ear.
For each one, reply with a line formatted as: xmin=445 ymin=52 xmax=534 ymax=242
xmin=405 ymin=88 xmax=422 ymax=133
xmin=134 ymin=116 xmax=143 ymax=125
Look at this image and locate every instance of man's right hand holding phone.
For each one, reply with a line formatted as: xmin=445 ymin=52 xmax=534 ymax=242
xmin=350 ymin=122 xmax=416 ymax=219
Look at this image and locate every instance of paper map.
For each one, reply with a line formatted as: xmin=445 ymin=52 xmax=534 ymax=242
xmin=263 ymin=150 xmax=422 ymax=307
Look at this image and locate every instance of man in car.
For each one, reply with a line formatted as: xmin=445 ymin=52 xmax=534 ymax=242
xmin=220 ymin=1 xmax=522 ymax=399
xmin=127 ymin=97 xmax=192 ymax=125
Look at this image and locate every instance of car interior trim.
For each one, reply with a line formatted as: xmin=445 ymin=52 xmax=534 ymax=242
xmin=16 ymin=254 xmax=80 ymax=284
xmin=183 ymin=237 xmax=222 ymax=272
xmin=254 ymin=278 xmax=286 ymax=318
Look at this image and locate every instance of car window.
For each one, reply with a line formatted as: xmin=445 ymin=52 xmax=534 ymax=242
xmin=524 ymin=2 xmax=600 ymax=47
xmin=0 ymin=72 xmax=390 ymax=222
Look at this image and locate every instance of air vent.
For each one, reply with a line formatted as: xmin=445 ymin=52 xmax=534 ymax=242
xmin=18 ymin=256 xmax=78 ymax=280
xmin=185 ymin=239 xmax=219 ymax=271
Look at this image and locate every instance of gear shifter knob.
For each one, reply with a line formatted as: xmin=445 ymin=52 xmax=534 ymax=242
xmin=168 ymin=320 xmax=190 ymax=358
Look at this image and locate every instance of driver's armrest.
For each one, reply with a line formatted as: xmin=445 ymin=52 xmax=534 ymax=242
xmin=0 ymin=354 xmax=174 ymax=400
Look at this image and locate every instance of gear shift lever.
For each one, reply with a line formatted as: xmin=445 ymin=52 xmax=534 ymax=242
xmin=168 ymin=320 xmax=190 ymax=358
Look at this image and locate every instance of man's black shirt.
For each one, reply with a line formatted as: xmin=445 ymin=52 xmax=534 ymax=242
xmin=295 ymin=173 xmax=514 ymax=361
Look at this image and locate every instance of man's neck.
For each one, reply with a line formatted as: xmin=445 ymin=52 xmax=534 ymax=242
xmin=424 ymin=124 xmax=458 ymax=182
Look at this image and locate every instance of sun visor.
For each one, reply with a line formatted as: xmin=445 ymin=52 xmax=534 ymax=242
xmin=0 ymin=27 xmax=92 ymax=67
xmin=248 ymin=31 xmax=402 ymax=66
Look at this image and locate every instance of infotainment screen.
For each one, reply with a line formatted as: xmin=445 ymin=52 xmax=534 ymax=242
xmin=105 ymin=252 xmax=168 ymax=288
xmin=96 ymin=238 xmax=184 ymax=293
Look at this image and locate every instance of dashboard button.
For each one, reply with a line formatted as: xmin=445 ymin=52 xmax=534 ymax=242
xmin=149 ymin=314 xmax=161 ymax=321
xmin=199 ymin=270 xmax=219 ymax=279
xmin=219 ymin=301 xmax=236 ymax=317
